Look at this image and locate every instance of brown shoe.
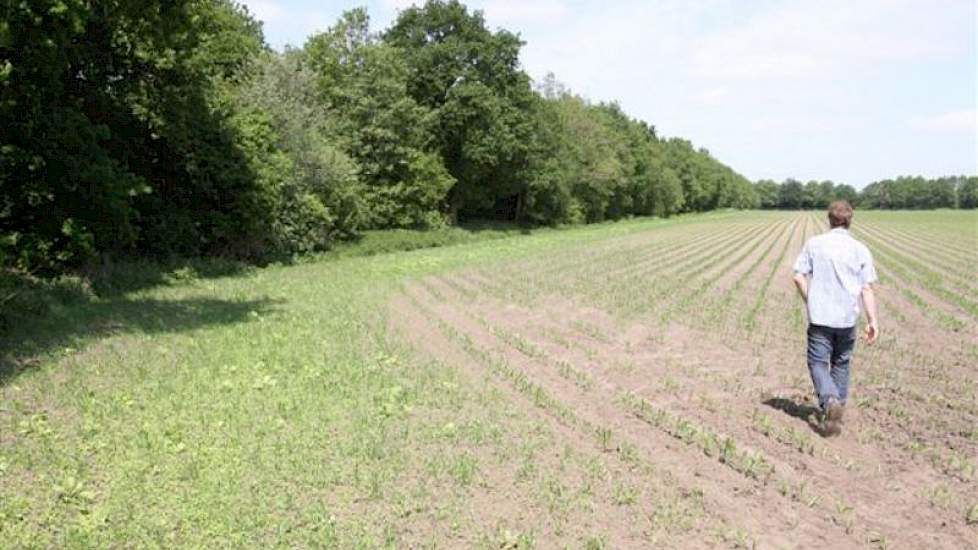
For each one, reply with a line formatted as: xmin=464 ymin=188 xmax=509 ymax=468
xmin=823 ymin=398 xmax=844 ymax=437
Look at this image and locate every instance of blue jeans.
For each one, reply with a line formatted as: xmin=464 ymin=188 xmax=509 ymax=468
xmin=807 ymin=324 xmax=857 ymax=410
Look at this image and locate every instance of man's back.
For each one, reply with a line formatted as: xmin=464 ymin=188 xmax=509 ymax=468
xmin=793 ymin=227 xmax=877 ymax=329
xmin=792 ymin=202 xmax=880 ymax=437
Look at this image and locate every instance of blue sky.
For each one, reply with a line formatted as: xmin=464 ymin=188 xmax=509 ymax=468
xmin=240 ymin=0 xmax=977 ymax=188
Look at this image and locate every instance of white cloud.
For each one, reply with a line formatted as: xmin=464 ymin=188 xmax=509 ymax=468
xmin=691 ymin=0 xmax=964 ymax=80
xmin=697 ymin=87 xmax=729 ymax=106
xmin=239 ymin=0 xmax=335 ymax=48
xmin=241 ymin=0 xmax=285 ymax=23
xmin=749 ymin=113 xmax=865 ymax=134
xmin=911 ymin=110 xmax=977 ymax=132
xmin=381 ymin=0 xmax=422 ymax=14
xmin=481 ymin=0 xmax=568 ymax=26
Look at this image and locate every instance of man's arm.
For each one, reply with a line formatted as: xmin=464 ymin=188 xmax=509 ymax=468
xmin=858 ymin=244 xmax=880 ymax=345
xmin=861 ymin=284 xmax=879 ymax=345
xmin=792 ymin=273 xmax=809 ymax=303
xmin=791 ymin=242 xmax=812 ymax=303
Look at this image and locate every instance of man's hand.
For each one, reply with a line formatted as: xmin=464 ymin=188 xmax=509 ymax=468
xmin=792 ymin=273 xmax=809 ymax=303
xmin=863 ymin=321 xmax=879 ymax=345
xmin=861 ymin=284 xmax=879 ymax=345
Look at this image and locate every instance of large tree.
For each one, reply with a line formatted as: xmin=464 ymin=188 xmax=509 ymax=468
xmin=384 ymin=0 xmax=537 ymax=221
xmin=778 ymin=179 xmax=805 ymax=209
xmin=958 ymin=177 xmax=978 ymax=209
xmin=0 ymin=0 xmax=287 ymax=267
xmin=1 ymin=1 xmax=197 ymax=268
xmin=754 ymin=180 xmax=780 ymax=209
xmin=238 ymin=49 xmax=366 ymax=252
xmin=306 ymin=9 xmax=453 ymax=228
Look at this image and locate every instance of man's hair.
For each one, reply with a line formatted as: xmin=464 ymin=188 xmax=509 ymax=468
xmin=827 ymin=200 xmax=853 ymax=229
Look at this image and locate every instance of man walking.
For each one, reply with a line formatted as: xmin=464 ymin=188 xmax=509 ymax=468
xmin=792 ymin=201 xmax=880 ymax=436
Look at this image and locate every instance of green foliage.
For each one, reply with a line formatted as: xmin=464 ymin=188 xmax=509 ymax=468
xmin=0 ymin=269 xmax=94 ymax=334
xmin=384 ymin=0 xmax=537 ymax=221
xmin=0 ymin=0 xmax=281 ymax=267
xmin=958 ymin=177 xmax=978 ymax=209
xmin=238 ymin=50 xmax=364 ymax=252
xmin=1 ymin=0 xmax=185 ymax=269
xmin=757 ymin=176 xmax=976 ymax=210
xmin=2 ymin=0 xmax=760 ymax=277
xmin=775 ymin=179 xmax=805 ymax=209
xmin=305 ymin=9 xmax=451 ymax=228
xmin=363 ymin=151 xmax=456 ymax=228
xmin=860 ymin=176 xmax=969 ymax=210
xmin=524 ymin=88 xmax=690 ymax=225
xmin=534 ymin=95 xmax=627 ymax=223
xmin=661 ymin=138 xmax=756 ymax=212
xmin=834 ymin=183 xmax=859 ymax=205
xmin=754 ymin=180 xmax=780 ymax=208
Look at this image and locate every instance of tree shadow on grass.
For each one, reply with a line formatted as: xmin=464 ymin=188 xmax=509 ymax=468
xmin=460 ymin=219 xmax=534 ymax=235
xmin=83 ymin=257 xmax=257 ymax=297
xmin=0 ymin=295 xmax=280 ymax=386
xmin=762 ymin=397 xmax=824 ymax=435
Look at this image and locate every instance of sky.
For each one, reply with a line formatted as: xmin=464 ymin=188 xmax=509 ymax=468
xmin=240 ymin=0 xmax=977 ymax=189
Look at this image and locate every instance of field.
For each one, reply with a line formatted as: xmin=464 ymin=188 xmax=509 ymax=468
xmin=1 ymin=210 xmax=976 ymax=548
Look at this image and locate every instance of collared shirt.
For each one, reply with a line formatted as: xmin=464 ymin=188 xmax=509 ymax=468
xmin=793 ymin=227 xmax=877 ymax=328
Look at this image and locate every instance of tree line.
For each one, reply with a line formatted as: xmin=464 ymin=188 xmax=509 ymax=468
xmin=753 ymin=176 xmax=978 ymax=210
xmin=3 ymin=1 xmax=972 ymax=275
xmin=1 ymin=0 xmax=755 ymax=274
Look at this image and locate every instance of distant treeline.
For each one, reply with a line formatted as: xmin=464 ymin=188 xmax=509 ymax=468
xmin=0 ymin=0 xmax=755 ymax=274
xmin=753 ymin=176 xmax=978 ymax=210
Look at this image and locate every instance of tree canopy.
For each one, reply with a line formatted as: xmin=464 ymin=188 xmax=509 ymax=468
xmin=754 ymin=177 xmax=976 ymax=210
xmin=8 ymin=1 xmax=966 ymax=275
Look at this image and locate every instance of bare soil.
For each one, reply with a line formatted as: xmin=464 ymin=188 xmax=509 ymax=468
xmin=387 ymin=212 xmax=977 ymax=548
